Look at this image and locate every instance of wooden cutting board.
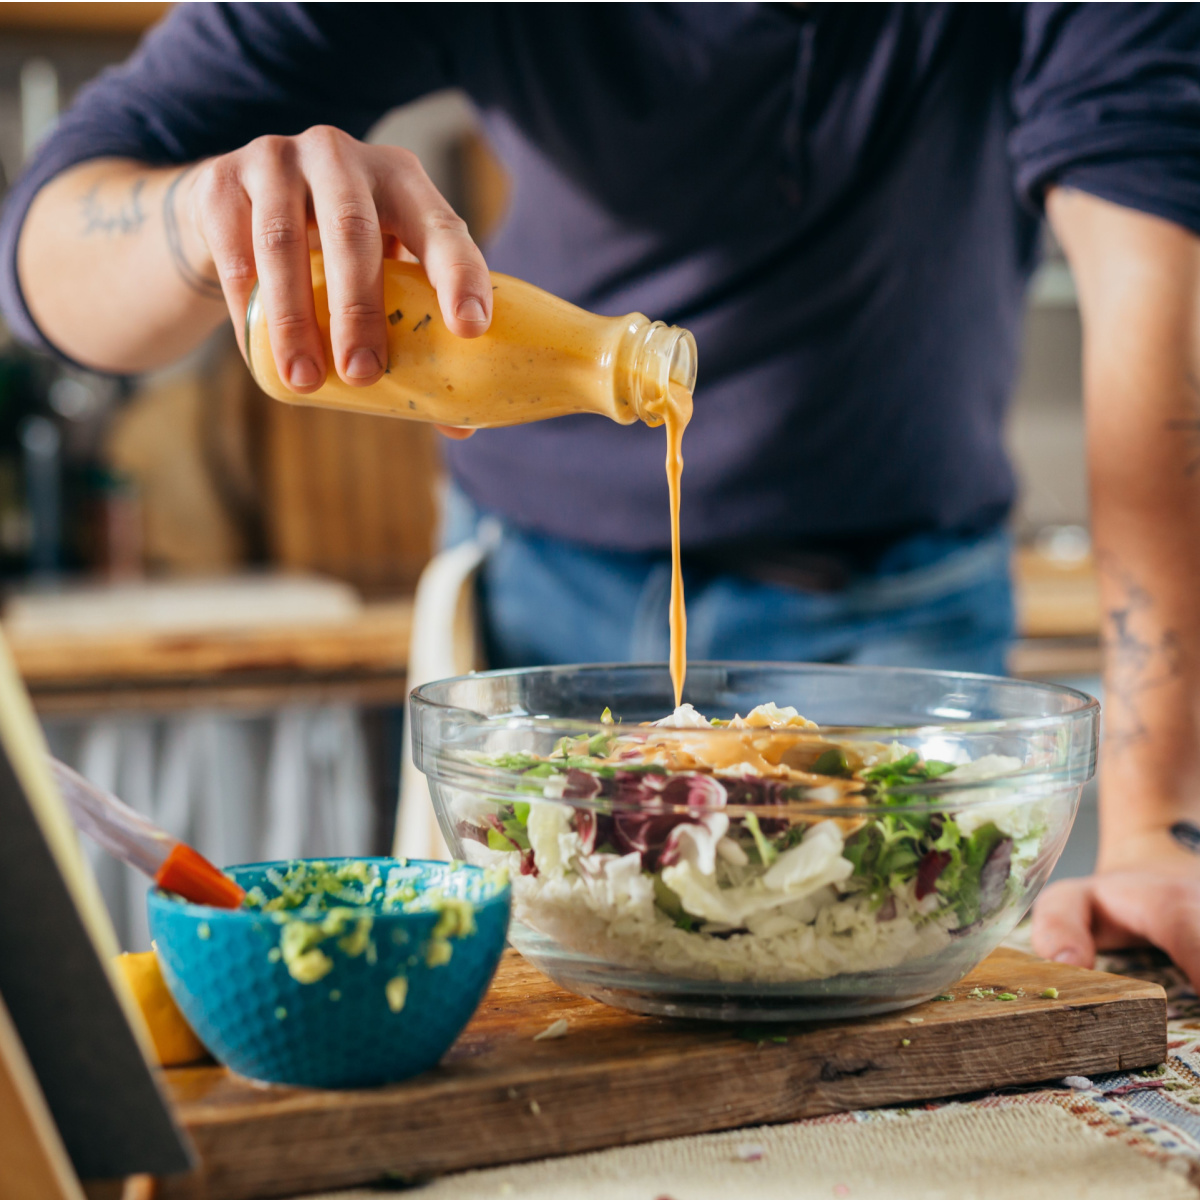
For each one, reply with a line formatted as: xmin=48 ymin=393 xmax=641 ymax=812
xmin=159 ymin=948 xmax=1166 ymax=1200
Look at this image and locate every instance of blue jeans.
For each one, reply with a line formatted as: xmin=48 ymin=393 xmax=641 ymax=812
xmin=443 ymin=487 xmax=1015 ymax=676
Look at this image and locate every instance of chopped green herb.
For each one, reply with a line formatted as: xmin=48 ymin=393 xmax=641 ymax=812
xmin=736 ymin=1025 xmax=792 ymax=1046
xmin=742 ymin=812 xmax=778 ymax=866
xmin=811 ymin=748 xmax=850 ymax=777
xmin=587 ymin=731 xmax=615 ymax=756
xmin=1040 ymin=987 xmax=1059 ymax=1000
xmin=484 ymin=751 xmax=546 ymax=772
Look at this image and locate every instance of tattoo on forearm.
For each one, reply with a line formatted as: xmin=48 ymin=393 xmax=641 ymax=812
xmin=162 ymin=167 xmax=223 ymax=300
xmin=1164 ymin=372 xmax=1200 ymax=476
xmin=80 ymin=179 xmax=146 ymax=237
xmin=1099 ymin=553 xmax=1182 ymax=748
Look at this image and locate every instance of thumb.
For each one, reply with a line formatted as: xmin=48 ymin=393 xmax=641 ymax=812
xmin=1031 ymin=877 xmax=1097 ymax=968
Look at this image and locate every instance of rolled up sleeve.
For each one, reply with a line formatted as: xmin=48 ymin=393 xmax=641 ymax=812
xmin=0 ymin=1 xmax=454 ymax=356
xmin=1010 ymin=2 xmax=1200 ymax=235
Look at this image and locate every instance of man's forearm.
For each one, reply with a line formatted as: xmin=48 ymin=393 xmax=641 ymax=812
xmin=1049 ymin=188 xmax=1200 ymax=867
xmin=17 ymin=158 xmax=226 ymax=372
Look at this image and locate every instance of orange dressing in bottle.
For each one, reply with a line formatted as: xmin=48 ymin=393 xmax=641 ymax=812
xmin=246 ymin=254 xmax=695 ymax=702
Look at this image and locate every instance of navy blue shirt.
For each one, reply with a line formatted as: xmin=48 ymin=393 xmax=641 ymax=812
xmin=3 ymin=3 xmax=1200 ymax=553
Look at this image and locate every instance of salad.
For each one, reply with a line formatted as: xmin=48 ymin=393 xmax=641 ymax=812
xmin=240 ymin=859 xmax=488 ymax=997
xmin=454 ymin=702 xmax=1050 ymax=984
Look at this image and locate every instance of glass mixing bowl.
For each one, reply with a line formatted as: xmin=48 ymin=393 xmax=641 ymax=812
xmin=411 ymin=663 xmax=1098 ymax=1021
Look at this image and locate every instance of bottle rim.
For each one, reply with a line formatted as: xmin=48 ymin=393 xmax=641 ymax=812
xmin=623 ymin=320 xmax=699 ymax=424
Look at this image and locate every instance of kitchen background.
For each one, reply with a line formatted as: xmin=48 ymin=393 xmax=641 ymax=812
xmin=0 ymin=4 xmax=1100 ymax=948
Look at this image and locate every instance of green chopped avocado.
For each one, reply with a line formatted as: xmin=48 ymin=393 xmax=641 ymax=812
xmin=259 ymin=859 xmax=384 ymax=914
xmin=257 ymin=860 xmax=498 ymax=986
xmin=481 ymin=863 xmax=511 ymax=897
xmin=385 ymin=975 xmax=409 ymax=1013
xmin=402 ymin=890 xmax=478 ymax=968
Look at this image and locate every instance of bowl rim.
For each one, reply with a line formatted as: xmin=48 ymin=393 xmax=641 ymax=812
xmin=410 ymin=662 xmax=1099 ymax=811
xmin=146 ymin=855 xmax=512 ymax=919
xmin=410 ymin=661 xmax=1100 ymax=738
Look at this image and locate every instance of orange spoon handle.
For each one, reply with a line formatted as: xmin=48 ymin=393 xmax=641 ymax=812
xmin=154 ymin=843 xmax=245 ymax=909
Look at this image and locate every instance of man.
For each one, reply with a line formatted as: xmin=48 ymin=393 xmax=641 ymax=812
xmin=4 ymin=4 xmax=1200 ymax=981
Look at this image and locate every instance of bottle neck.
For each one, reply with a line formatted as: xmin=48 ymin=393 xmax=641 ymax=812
xmin=616 ymin=318 xmax=698 ymax=425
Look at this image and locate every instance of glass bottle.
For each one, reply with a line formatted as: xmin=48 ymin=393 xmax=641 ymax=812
xmin=245 ymin=254 xmax=697 ymax=430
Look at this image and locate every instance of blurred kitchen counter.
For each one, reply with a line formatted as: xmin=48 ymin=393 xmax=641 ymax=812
xmin=3 ymin=575 xmax=411 ymax=715
xmin=0 ymin=3 xmax=171 ymax=33
xmin=0 ymin=548 xmax=1100 ymax=714
xmin=1009 ymin=546 xmax=1101 ymax=680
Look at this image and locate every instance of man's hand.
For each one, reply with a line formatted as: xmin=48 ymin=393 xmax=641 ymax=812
xmin=19 ymin=127 xmax=492 ymax=402
xmin=1033 ymin=832 xmax=1200 ymax=987
xmin=187 ymin=126 xmax=492 ymax=392
xmin=1034 ymin=187 xmax=1200 ymax=987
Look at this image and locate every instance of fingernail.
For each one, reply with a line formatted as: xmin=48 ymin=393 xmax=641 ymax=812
xmin=1054 ymin=949 xmax=1082 ymax=965
xmin=288 ymin=356 xmax=320 ymax=388
xmin=345 ymin=348 xmax=382 ymax=380
xmin=455 ymin=297 xmax=487 ymax=323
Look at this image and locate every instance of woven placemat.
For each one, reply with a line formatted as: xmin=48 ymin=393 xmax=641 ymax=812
xmin=303 ymin=1105 xmax=1190 ymax=1199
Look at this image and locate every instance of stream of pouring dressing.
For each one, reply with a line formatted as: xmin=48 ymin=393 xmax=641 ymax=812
xmin=659 ymin=382 xmax=693 ymax=706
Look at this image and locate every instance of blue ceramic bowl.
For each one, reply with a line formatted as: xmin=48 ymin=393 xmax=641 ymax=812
xmin=148 ymin=857 xmax=510 ymax=1088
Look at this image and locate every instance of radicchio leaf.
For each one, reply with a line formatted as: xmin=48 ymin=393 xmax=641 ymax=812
xmin=915 ymin=849 xmax=952 ymax=900
xmin=563 ymin=768 xmax=603 ymax=800
xmin=574 ymin=807 xmax=597 ymax=854
xmin=602 ymin=771 xmax=729 ymax=870
xmin=456 ymin=820 xmax=488 ymax=847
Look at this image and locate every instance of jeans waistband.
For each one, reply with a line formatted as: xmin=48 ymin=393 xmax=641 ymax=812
xmin=443 ymin=482 xmax=1007 ymax=598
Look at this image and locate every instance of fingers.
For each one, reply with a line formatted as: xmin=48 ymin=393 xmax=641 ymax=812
xmin=375 ymin=150 xmax=492 ymax=338
xmin=241 ymin=139 xmax=328 ymax=392
xmin=195 ymin=130 xmax=491 ymax=397
xmin=1153 ymin=895 xmax=1200 ymax=991
xmin=195 ymin=138 xmax=328 ymax=392
xmin=435 ymin=425 xmax=476 ymax=439
xmin=189 ymin=162 xmax=260 ymax=358
xmin=1033 ymin=870 xmax=1200 ymax=993
xmin=301 ymin=129 xmax=386 ymax=385
xmin=1098 ymin=875 xmax=1200 ymax=991
xmin=1031 ymin=878 xmax=1098 ymax=967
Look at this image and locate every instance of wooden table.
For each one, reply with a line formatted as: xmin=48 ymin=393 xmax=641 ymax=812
xmin=157 ymin=948 xmax=1165 ymax=1200
xmin=4 ymin=600 xmax=412 ymax=716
